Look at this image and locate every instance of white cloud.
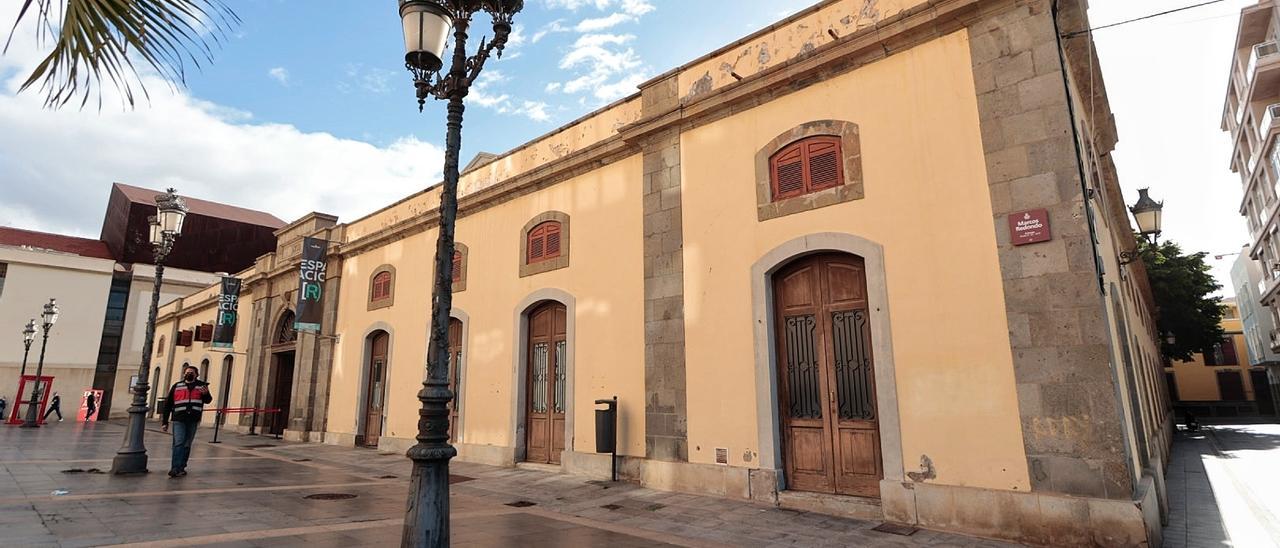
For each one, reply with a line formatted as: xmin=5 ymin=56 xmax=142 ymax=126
xmin=0 ymin=10 xmax=443 ymax=236
xmin=467 ymin=70 xmax=553 ymax=122
xmin=532 ymin=19 xmax=569 ymax=44
xmin=339 ymin=64 xmax=398 ymax=94
xmin=576 ymin=13 xmax=631 ymax=32
xmin=267 ymin=67 xmax=289 ymax=86
xmin=551 ymin=33 xmax=645 ymax=101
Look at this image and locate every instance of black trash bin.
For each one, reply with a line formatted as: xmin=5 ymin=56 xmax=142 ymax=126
xmin=594 ymin=397 xmax=617 ymax=481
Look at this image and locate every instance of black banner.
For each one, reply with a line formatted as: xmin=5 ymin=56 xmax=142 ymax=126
xmin=295 ymin=237 xmax=328 ymax=333
xmin=212 ymin=276 xmax=241 ymax=349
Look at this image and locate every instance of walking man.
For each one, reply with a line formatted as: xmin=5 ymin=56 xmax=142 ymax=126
xmin=85 ymin=391 xmax=97 ymax=421
xmin=42 ymin=392 xmax=63 ymax=422
xmin=161 ymin=365 xmax=213 ymax=478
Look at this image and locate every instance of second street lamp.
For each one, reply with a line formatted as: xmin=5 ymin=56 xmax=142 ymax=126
xmin=112 ymin=189 xmax=188 ymax=474
xmin=21 ymin=300 xmax=59 ymax=428
xmin=11 ymin=319 xmax=36 ymax=422
xmin=1119 ymin=188 xmax=1165 ymax=265
xmin=397 ymin=1 xmax=521 ymax=545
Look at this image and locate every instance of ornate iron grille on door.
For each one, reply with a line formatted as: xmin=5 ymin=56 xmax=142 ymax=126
xmin=784 ymin=315 xmax=822 ymax=419
xmin=832 ymin=309 xmax=874 ymax=420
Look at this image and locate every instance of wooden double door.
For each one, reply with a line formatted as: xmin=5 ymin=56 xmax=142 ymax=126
xmin=525 ymin=302 xmax=567 ymax=464
xmin=362 ymin=331 xmax=389 ymax=448
xmin=774 ymin=253 xmax=882 ymax=497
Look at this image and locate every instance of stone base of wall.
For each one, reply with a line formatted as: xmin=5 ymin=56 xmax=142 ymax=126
xmin=322 ymin=431 xmax=357 ymax=448
xmin=457 ymin=443 xmax=516 ymax=467
xmin=882 ymin=477 xmax=1161 ymax=547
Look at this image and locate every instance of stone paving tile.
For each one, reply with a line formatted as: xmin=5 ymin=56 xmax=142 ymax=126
xmin=0 ymin=420 xmax=1026 ymax=547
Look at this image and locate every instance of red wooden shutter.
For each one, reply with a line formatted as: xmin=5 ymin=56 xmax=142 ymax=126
xmin=806 ymin=137 xmax=843 ymax=190
xmin=769 ymin=136 xmax=844 ymax=201
xmin=451 ymin=251 xmax=462 ymax=282
xmin=178 ymin=330 xmax=193 ymax=347
xmin=372 ymin=271 xmax=392 ymax=301
xmin=545 ymin=223 xmax=561 ymax=258
xmin=771 ymin=144 xmax=805 ymax=199
xmin=195 ymin=323 xmax=213 ymax=342
xmin=528 ymin=225 xmax=546 ymax=262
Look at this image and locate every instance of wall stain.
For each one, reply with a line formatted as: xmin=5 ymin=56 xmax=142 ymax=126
xmin=906 ymin=454 xmax=936 ymax=482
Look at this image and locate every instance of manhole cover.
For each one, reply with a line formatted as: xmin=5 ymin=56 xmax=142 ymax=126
xmin=645 ymin=503 xmax=665 ymax=511
xmin=292 ymin=458 xmax=312 ymax=462
xmin=505 ymin=500 xmax=537 ymax=507
xmin=872 ymin=522 xmax=918 ymax=536
xmin=244 ymin=444 xmax=277 ymax=449
xmin=60 ymin=469 xmax=85 ymax=474
xmin=449 ymin=474 xmax=475 ymax=484
xmin=305 ymin=493 xmax=358 ymax=501
xmin=378 ymin=475 xmax=398 ymax=479
xmin=601 ymin=503 xmax=622 ymax=510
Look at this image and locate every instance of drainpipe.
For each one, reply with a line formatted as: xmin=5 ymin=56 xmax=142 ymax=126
xmin=1049 ymin=0 xmax=1141 ymax=499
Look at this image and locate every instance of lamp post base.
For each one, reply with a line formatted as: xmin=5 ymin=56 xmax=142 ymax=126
xmin=401 ymin=443 xmax=456 ymax=547
xmin=111 ymin=403 xmax=151 ymax=475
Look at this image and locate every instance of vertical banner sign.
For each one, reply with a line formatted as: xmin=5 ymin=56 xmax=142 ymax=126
xmin=295 ymin=237 xmax=328 ymax=333
xmin=212 ymin=276 xmax=242 ymax=348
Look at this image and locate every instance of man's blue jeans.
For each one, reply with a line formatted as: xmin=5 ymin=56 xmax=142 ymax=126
xmin=171 ymin=420 xmax=199 ymax=472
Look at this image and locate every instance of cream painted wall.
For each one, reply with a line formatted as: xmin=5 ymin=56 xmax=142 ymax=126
xmin=678 ymin=31 xmax=1031 ymax=491
xmin=330 ymin=155 xmax=646 ymax=457
xmin=151 ymin=285 xmax=255 ymax=426
xmin=0 ymin=248 xmax=115 ymax=408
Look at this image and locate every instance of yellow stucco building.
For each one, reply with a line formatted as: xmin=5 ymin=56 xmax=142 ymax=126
xmin=1165 ymin=299 xmax=1278 ymax=416
xmin=150 ymin=0 xmax=1171 ymax=544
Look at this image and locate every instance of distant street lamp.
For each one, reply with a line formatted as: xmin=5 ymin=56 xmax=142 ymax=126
xmin=21 ymin=300 xmax=59 ymax=427
xmin=1120 ymin=188 xmax=1165 ymax=265
xmin=10 ymin=319 xmax=36 ymax=422
xmin=112 ymin=188 xmax=188 ymax=474
xmin=396 ymin=1 xmax=521 ymax=545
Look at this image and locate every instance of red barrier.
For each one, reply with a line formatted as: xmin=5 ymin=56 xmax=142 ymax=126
xmin=209 ymin=407 xmax=282 ymax=443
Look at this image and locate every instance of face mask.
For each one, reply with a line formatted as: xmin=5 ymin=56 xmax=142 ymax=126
xmin=185 ymin=373 xmax=196 ymax=381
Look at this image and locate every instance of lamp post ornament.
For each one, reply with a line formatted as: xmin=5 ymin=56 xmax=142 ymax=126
xmin=112 ymin=188 xmax=188 ymax=474
xmin=397 ymin=1 xmax=521 ymax=545
xmin=16 ymin=319 xmax=36 ymax=383
xmin=21 ymin=300 xmax=59 ymax=427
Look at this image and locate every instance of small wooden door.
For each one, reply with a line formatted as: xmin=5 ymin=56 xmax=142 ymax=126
xmin=447 ymin=319 xmax=463 ymax=440
xmin=525 ymin=303 xmax=567 ymax=464
xmin=1252 ymin=370 xmax=1276 ymax=416
xmin=363 ymin=332 xmax=390 ymax=448
xmin=774 ymin=253 xmax=882 ymax=498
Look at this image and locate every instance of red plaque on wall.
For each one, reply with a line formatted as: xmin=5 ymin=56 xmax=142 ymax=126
xmin=1009 ymin=209 xmax=1052 ymax=246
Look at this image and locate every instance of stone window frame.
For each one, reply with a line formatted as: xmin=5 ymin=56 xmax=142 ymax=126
xmin=519 ymin=211 xmax=571 ymax=278
xmin=368 ymin=265 xmax=397 ymax=311
xmin=755 ymin=120 xmax=864 ymax=222
xmin=451 ymin=243 xmax=469 ymax=293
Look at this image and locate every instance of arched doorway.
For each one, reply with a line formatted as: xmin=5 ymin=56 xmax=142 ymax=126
xmin=362 ymin=330 xmax=390 ymax=448
xmin=199 ymin=358 xmax=210 ymax=381
xmin=525 ymin=302 xmax=567 ymax=464
xmin=267 ymin=310 xmax=298 ymax=436
xmin=447 ymin=318 xmax=463 ymax=440
xmin=148 ymin=366 xmax=161 ymax=417
xmin=773 ymin=252 xmax=882 ymax=497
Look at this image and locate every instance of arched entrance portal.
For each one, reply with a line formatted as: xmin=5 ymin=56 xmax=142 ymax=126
xmin=267 ymin=311 xmax=298 ymax=437
xmin=361 ymin=330 xmax=390 ymax=448
xmin=524 ymin=302 xmax=567 ymax=464
xmin=447 ymin=318 xmax=463 ymax=440
xmin=773 ymin=252 xmax=882 ymax=497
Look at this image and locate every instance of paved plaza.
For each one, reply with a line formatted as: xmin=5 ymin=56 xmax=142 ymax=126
xmin=0 ymin=419 xmax=1017 ymax=547
xmin=1163 ymin=422 xmax=1280 ymax=548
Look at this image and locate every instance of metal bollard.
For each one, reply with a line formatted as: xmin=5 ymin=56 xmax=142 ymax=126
xmin=248 ymin=410 xmax=258 ymax=436
xmin=209 ymin=410 xmax=223 ymax=444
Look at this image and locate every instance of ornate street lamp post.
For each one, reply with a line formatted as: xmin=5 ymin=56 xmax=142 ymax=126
xmin=1119 ymin=188 xmax=1164 ymax=265
xmin=397 ymin=1 xmax=521 ymax=545
xmin=112 ymin=189 xmax=188 ymax=474
xmin=16 ymin=319 xmax=36 ymax=382
xmin=21 ymin=300 xmax=59 ymax=427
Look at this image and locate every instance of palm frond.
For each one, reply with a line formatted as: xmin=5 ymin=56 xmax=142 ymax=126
xmin=5 ymin=0 xmax=240 ymax=109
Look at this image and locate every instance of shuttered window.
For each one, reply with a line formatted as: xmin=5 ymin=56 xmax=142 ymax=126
xmin=452 ymin=251 xmax=463 ymax=282
xmin=371 ymin=271 xmax=393 ymax=302
xmin=527 ymin=221 xmax=562 ymax=264
xmin=769 ymin=136 xmax=844 ymax=201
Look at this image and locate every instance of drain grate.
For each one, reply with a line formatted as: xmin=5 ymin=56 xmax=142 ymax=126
xmin=601 ymin=503 xmax=623 ymax=510
xmin=292 ymin=458 xmax=312 ymax=462
xmin=505 ymin=500 xmax=537 ymax=508
xmin=872 ymin=522 xmax=918 ymax=536
xmin=378 ymin=475 xmax=398 ymax=479
xmin=645 ymin=503 xmax=666 ymax=512
xmin=60 ymin=469 xmax=85 ymax=474
xmin=305 ymin=493 xmax=358 ymax=501
xmin=243 ymin=444 xmax=277 ymax=449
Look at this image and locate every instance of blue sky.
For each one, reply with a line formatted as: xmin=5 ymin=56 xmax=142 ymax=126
xmin=187 ymin=0 xmax=812 ymax=161
xmin=0 ymin=0 xmax=1257 ymax=294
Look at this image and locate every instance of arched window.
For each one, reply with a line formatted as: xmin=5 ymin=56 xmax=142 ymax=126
xmin=199 ymin=358 xmax=210 ymax=381
xmin=156 ymin=335 xmax=166 ymax=357
xmin=527 ymin=221 xmax=562 ymax=264
xmin=276 ymin=310 xmax=297 ymax=344
xmin=450 ymin=243 xmax=469 ymax=292
xmin=369 ymin=265 xmax=396 ymax=310
xmin=769 ymin=135 xmax=843 ymax=201
xmin=519 ymin=212 xmax=571 ymax=277
xmin=754 ymin=121 xmax=863 ymax=222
